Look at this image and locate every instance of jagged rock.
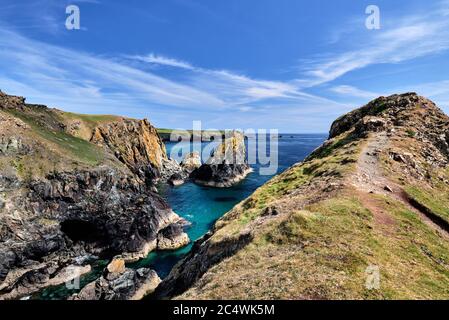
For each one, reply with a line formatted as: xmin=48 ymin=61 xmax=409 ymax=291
xmin=0 ymin=260 xmax=92 ymax=300
xmin=160 ymin=158 xmax=184 ymax=182
xmin=106 ymin=258 xmax=125 ymax=274
xmin=354 ymin=116 xmax=388 ymax=137
xmin=192 ymin=131 xmax=252 ymax=187
xmin=329 ymin=93 xmax=420 ymax=139
xmin=0 ymin=91 xmax=189 ymax=299
xmin=71 ymin=264 xmax=161 ymax=300
xmin=90 ymin=118 xmax=167 ymax=184
xmin=157 ymin=223 xmax=190 ymax=250
xmin=181 ymin=152 xmax=202 ymax=173
xmin=168 ymin=173 xmax=185 ymax=186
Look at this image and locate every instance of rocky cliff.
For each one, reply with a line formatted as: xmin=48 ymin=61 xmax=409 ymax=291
xmin=192 ymin=131 xmax=252 ymax=187
xmin=90 ymin=119 xmax=167 ymax=184
xmin=153 ymin=93 xmax=449 ymax=299
xmin=0 ymin=91 xmax=188 ymax=300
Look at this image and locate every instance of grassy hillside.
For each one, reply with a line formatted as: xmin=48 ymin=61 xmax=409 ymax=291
xmin=155 ymin=93 xmax=449 ymax=300
xmin=0 ymin=96 xmax=132 ymax=180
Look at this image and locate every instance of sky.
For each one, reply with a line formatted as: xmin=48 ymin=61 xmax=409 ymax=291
xmin=0 ymin=0 xmax=449 ymax=132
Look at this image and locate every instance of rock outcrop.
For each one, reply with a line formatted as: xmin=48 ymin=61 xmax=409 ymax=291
xmin=71 ymin=258 xmax=161 ymax=300
xmin=90 ymin=119 xmax=167 ymax=184
xmin=0 ymin=91 xmax=189 ymax=299
xmin=192 ymin=131 xmax=252 ymax=187
xmin=181 ymin=152 xmax=202 ymax=173
xmin=157 ymin=222 xmax=190 ymax=250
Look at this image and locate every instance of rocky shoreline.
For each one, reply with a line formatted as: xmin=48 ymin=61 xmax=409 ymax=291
xmin=0 ymin=91 xmax=192 ymax=300
xmin=0 ymin=90 xmax=256 ymax=300
xmin=194 ymin=167 xmax=253 ymax=188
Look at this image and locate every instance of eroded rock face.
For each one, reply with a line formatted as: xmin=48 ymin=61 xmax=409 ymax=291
xmin=157 ymin=223 xmax=190 ymax=250
xmin=192 ymin=131 xmax=251 ymax=188
xmin=71 ymin=258 xmax=161 ymax=300
xmin=168 ymin=173 xmax=185 ymax=186
xmin=0 ymin=91 xmax=189 ymax=299
xmin=0 ymin=167 xmax=189 ymax=299
xmin=91 ymin=119 xmax=167 ymax=184
xmin=160 ymin=158 xmax=184 ymax=182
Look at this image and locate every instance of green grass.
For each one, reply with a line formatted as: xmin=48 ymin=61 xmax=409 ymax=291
xmin=5 ymin=109 xmax=103 ymax=165
xmin=405 ymin=185 xmax=449 ymax=224
xmin=406 ymin=129 xmax=416 ymax=138
xmin=178 ymin=125 xmax=449 ymax=299
xmin=239 ymin=132 xmax=362 ymax=212
xmin=62 ymin=112 xmax=122 ymax=126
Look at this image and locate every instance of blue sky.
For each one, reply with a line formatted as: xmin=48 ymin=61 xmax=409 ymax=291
xmin=1 ymin=0 xmax=449 ymax=132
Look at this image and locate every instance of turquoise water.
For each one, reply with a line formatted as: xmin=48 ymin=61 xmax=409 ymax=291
xmin=130 ymin=134 xmax=326 ymax=277
xmin=34 ymin=133 xmax=326 ymax=299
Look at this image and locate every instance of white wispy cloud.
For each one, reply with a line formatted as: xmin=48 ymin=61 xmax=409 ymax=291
xmin=125 ymin=55 xmax=306 ymax=102
xmin=128 ymin=53 xmax=194 ymax=70
xmin=299 ymin=3 xmax=449 ymax=87
xmin=330 ymin=85 xmax=380 ymax=99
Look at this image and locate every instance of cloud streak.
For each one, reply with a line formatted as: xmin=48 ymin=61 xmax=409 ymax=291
xmin=128 ymin=53 xmax=194 ymax=70
xmin=299 ymin=3 xmax=449 ymax=87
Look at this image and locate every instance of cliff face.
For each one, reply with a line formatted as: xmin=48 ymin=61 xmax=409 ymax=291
xmin=90 ymin=118 xmax=168 ymax=184
xmin=0 ymin=91 xmax=187 ymax=299
xmin=154 ymin=93 xmax=449 ymax=300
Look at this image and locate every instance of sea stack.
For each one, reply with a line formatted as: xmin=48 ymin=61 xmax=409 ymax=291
xmin=192 ymin=131 xmax=252 ymax=187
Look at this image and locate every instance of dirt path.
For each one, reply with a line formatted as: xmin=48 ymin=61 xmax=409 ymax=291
xmin=351 ymin=132 xmax=449 ymax=239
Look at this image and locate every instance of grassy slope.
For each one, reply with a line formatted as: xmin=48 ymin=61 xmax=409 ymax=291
xmin=4 ymin=108 xmax=103 ymax=165
xmin=59 ymin=111 xmax=124 ymax=141
xmin=0 ymin=107 xmax=127 ymax=180
xmin=177 ymin=132 xmax=449 ymax=299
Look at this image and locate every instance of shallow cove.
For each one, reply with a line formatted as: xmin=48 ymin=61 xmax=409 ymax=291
xmin=33 ymin=134 xmax=325 ymax=299
xmin=128 ymin=134 xmax=326 ymax=277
